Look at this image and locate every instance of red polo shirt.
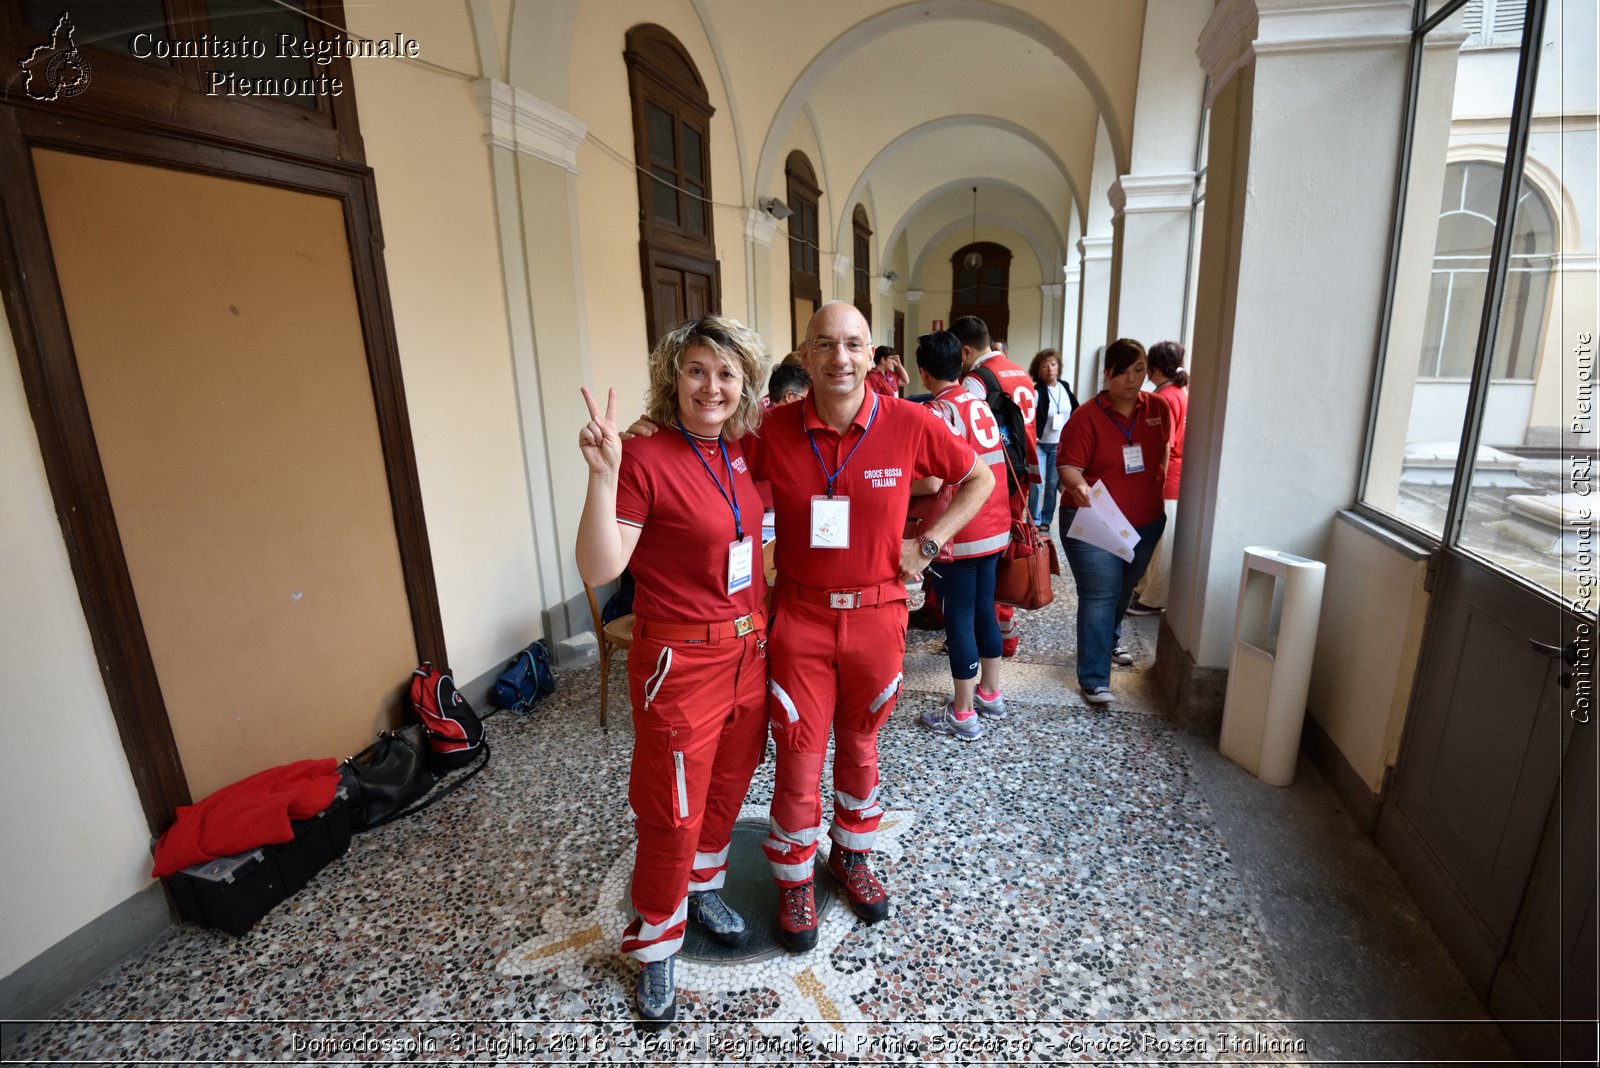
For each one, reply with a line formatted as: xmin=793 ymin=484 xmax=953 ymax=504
xmin=1059 ymin=391 xmax=1171 ymax=528
xmin=962 ymin=351 xmax=1041 ymax=484
xmin=615 ymin=429 xmax=767 ymax=623
xmin=864 ymin=368 xmax=899 ymax=396
xmin=1154 ymin=382 xmax=1188 ymax=500
xmin=745 ymin=391 xmax=977 ymax=589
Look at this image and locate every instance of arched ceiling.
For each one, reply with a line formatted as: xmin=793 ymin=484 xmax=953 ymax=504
xmin=688 ymin=0 xmax=1146 ymax=283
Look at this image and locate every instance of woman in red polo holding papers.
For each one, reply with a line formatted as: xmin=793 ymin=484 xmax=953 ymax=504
xmin=575 ymin=315 xmax=770 ymax=1026
xmin=1058 ymin=338 xmax=1172 ymax=706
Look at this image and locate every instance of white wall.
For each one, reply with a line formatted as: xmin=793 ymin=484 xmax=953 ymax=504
xmin=0 ymin=308 xmax=153 ymax=978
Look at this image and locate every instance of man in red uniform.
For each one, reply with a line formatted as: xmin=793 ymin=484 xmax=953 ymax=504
xmin=952 ymin=315 xmax=1038 ymax=657
xmin=864 ymin=346 xmax=909 ymax=397
xmin=747 ymin=302 xmax=994 ymax=950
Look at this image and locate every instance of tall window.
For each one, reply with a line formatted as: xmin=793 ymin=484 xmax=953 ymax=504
xmin=1360 ymin=0 xmax=1584 ymax=601
xmin=852 ymin=205 xmax=872 ymax=327
xmin=950 ymin=242 xmax=1012 ymax=344
xmin=625 ymin=24 xmax=719 ymax=346
xmin=1420 ymin=161 xmax=1553 ymax=380
xmin=786 ymin=151 xmax=821 ymax=349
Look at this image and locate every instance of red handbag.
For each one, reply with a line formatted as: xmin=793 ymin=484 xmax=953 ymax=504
xmin=993 ymin=453 xmax=1057 ymax=610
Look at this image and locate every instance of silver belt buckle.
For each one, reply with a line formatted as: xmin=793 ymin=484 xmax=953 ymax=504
xmin=732 ymin=613 xmax=755 ymax=637
xmin=828 ymin=591 xmax=861 ymax=609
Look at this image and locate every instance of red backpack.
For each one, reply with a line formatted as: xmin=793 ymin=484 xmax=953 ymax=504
xmin=409 ymin=662 xmax=486 ymax=770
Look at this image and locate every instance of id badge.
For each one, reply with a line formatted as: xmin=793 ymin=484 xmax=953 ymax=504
xmin=1122 ymin=443 xmax=1145 ymax=475
xmin=810 ymin=495 xmax=850 ymax=549
xmin=727 ymin=535 xmax=754 ymax=594
xmin=1049 ymin=409 xmax=1066 ymax=431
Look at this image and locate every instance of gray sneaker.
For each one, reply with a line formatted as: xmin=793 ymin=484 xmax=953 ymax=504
xmin=920 ymin=699 xmax=983 ymax=740
xmin=973 ymin=689 xmax=1007 ymax=719
xmin=1081 ymin=686 xmax=1116 ymax=706
xmin=687 ymin=890 xmax=746 ymax=946
xmin=1111 ymin=645 xmax=1135 ymax=666
xmin=635 ymin=955 xmax=675 ymax=1025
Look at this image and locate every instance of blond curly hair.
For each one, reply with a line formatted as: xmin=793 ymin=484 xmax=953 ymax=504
xmin=644 ymin=315 xmax=769 ymax=438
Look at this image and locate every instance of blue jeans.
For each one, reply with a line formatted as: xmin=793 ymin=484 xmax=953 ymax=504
xmin=1060 ymin=513 xmax=1167 ymax=690
xmin=1029 ymin=442 xmax=1059 ymax=526
xmin=935 ymin=552 xmax=1002 ymax=680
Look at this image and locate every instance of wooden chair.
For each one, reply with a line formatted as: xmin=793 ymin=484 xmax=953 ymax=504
xmin=584 ymin=582 xmax=633 ymax=730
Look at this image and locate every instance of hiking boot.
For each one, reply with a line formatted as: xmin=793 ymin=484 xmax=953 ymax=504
xmin=919 ymin=698 xmax=983 ymax=740
xmin=777 ymin=881 xmax=818 ymax=952
xmin=635 ymin=955 xmax=675 ymax=1026
xmin=687 ymin=890 xmax=746 ymax=947
xmin=973 ymin=689 xmax=1007 ymax=719
xmin=1111 ymin=645 xmax=1135 ymax=666
xmin=827 ymin=847 xmax=890 ymax=924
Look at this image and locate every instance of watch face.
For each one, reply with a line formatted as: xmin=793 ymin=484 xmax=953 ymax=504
xmin=920 ymin=538 xmax=939 ymax=559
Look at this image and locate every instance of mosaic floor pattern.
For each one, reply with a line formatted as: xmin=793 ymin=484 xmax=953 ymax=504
xmin=5 ymin=575 xmax=1317 ymax=1064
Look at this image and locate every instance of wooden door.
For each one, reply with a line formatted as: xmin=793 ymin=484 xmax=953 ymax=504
xmin=32 ymin=149 xmax=420 ymax=799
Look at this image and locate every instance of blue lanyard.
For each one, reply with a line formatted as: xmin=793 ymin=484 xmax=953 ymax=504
xmin=674 ymin=424 xmax=743 ymax=541
xmin=807 ymin=393 xmax=879 ymax=498
xmin=1097 ymin=395 xmax=1136 ymax=446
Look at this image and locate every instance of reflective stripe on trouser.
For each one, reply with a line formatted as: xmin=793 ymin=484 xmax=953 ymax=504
xmin=764 ymin=595 xmax=907 ymax=884
xmin=622 ymin=630 xmax=767 ymax=961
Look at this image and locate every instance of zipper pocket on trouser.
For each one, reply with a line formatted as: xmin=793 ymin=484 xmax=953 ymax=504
xmin=673 ymin=750 xmax=689 ymax=820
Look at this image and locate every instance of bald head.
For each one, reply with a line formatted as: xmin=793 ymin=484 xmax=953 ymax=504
xmin=801 ymin=301 xmax=872 ymax=403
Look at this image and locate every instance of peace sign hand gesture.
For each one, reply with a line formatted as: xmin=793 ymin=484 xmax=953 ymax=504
xmin=578 ymin=386 xmax=622 ymax=477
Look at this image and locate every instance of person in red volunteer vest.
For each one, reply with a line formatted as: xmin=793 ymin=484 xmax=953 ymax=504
xmin=911 ymin=330 xmax=1012 ymax=740
xmin=624 ymin=303 xmax=993 ymax=952
xmin=575 ymin=316 xmax=770 ymax=1026
xmin=953 ymin=315 xmax=1039 ymax=658
xmin=747 ymin=302 xmax=992 ymax=950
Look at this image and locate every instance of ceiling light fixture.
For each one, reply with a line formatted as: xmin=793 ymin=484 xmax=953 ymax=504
xmin=962 ymin=186 xmax=983 ymax=271
xmin=759 ymin=196 xmax=795 ymax=221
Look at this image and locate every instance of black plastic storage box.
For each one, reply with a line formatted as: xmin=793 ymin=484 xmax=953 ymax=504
xmin=166 ymin=793 xmax=352 ymax=936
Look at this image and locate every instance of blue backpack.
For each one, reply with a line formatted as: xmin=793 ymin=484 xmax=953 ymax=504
xmin=490 ymin=639 xmax=556 ymax=715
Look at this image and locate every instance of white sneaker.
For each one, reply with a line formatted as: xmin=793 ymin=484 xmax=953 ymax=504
xmin=920 ymin=699 xmax=983 ymax=740
xmin=973 ymin=690 xmax=1007 ymax=719
xmin=1111 ymin=645 xmax=1135 ymax=666
xmin=1081 ymin=686 xmax=1115 ymax=706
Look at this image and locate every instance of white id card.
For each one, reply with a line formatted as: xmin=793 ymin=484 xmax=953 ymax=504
xmin=1048 ymin=409 xmax=1067 ymax=431
xmin=1122 ymin=443 xmax=1145 ymax=475
xmin=810 ymin=495 xmax=850 ymax=548
xmin=727 ymin=535 xmax=754 ymax=594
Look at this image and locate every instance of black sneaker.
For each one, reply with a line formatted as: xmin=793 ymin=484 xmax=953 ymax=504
xmin=687 ymin=890 xmax=746 ymax=947
xmin=635 ymin=955 xmax=675 ymax=1026
xmin=1126 ymin=599 xmax=1163 ymax=616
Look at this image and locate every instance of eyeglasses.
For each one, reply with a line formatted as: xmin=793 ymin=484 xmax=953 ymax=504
xmin=807 ymin=337 xmax=868 ymax=355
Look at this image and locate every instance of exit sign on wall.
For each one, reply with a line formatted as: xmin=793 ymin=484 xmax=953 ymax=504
xmin=932 ymin=319 xmax=943 ymax=330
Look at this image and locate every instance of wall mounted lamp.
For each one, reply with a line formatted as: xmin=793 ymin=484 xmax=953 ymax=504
xmin=759 ymin=196 xmax=795 ymax=221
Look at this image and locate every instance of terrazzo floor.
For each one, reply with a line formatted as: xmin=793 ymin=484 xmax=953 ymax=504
xmin=3 ymin=547 xmax=1514 ymax=1064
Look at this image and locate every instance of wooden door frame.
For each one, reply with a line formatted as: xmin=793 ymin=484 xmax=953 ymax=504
xmin=0 ymin=106 xmax=447 ymax=836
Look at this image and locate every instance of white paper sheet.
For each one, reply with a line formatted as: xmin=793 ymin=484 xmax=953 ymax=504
xmin=1066 ymin=480 xmax=1140 ymax=562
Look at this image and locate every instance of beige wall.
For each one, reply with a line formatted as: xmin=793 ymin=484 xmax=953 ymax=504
xmin=908 ymin=224 xmax=1044 ymax=351
xmin=1309 ymin=519 xmax=1431 ymax=792
xmin=0 ymin=306 xmax=153 ymax=976
xmin=344 ymin=2 xmax=542 ymax=684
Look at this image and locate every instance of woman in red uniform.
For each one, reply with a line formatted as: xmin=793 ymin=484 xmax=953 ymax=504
xmin=575 ymin=316 xmax=770 ymax=1025
xmin=911 ymin=330 xmax=1012 ymax=739
xmin=1058 ymin=338 xmax=1171 ymax=706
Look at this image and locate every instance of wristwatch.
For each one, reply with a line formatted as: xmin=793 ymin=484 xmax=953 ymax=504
xmin=918 ymin=535 xmax=941 ymax=560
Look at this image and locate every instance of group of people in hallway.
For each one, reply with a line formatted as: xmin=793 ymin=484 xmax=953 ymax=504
xmin=574 ymin=302 xmax=1187 ymax=1024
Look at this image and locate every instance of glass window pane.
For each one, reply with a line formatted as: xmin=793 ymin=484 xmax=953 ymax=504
xmin=1456 ymin=6 xmax=1587 ymax=602
xmin=684 ymin=182 xmax=705 ymax=235
xmin=682 ymin=124 xmax=703 ymax=183
xmin=651 ymin=167 xmax=677 ymax=225
xmin=207 ymin=0 xmax=318 ymax=111
xmin=1361 ymin=12 xmax=1515 ymax=537
xmin=21 ymin=0 xmax=170 ymax=66
xmin=646 ymin=104 xmax=675 ymax=166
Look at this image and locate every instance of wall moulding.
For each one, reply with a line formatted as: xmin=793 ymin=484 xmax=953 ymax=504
xmin=1110 ymin=172 xmax=1197 ymax=221
xmin=474 ymin=79 xmax=587 ymax=175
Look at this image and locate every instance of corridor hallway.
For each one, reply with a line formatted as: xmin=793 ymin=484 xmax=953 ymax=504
xmin=1 ymin=586 xmax=1514 ymax=1064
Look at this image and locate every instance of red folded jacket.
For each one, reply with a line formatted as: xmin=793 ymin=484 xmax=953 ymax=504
xmin=151 ymin=758 xmax=340 ymax=877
